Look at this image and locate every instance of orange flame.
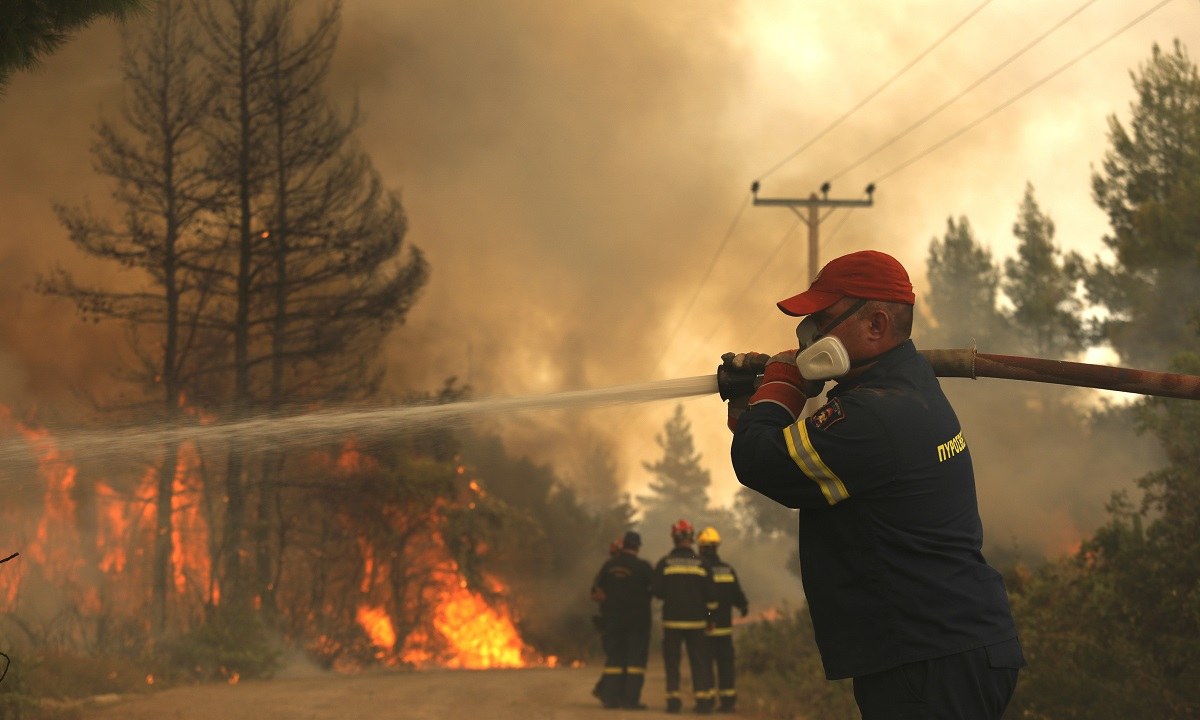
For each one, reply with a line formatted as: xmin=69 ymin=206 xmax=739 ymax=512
xmin=395 ymin=526 xmax=536 ymax=669
xmin=0 ymin=406 xmax=215 ymax=625
xmin=356 ymin=604 xmax=397 ymax=652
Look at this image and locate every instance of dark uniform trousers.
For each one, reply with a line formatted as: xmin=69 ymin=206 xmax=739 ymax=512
xmin=705 ymin=630 xmax=736 ymax=707
xmin=597 ymin=623 xmax=651 ymax=708
xmin=662 ymin=626 xmax=715 ymax=708
xmin=852 ymin=639 xmax=1024 ymax=720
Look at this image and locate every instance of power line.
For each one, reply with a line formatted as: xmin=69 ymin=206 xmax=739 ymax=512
xmin=655 ymin=192 xmax=752 ymax=377
xmin=682 ymin=216 xmax=803 ymax=362
xmin=829 ymin=0 xmax=1102 ymax=183
xmin=756 ymin=0 xmax=994 ymax=182
xmin=660 ymin=1 xmax=993 ymax=375
xmin=872 ymin=0 xmax=1177 ymax=184
xmin=735 ymin=209 xmax=857 ymax=347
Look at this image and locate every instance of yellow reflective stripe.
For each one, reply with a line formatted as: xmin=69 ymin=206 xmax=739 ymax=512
xmin=603 ymin=667 xmax=623 ymax=674
xmin=694 ymin=690 xmax=716 ymax=699
xmin=663 ymin=620 xmax=708 ymax=629
xmin=627 ymin=666 xmax=645 ymax=674
xmin=663 ymin=565 xmax=708 ymax=576
xmin=705 ymin=627 xmax=733 ymax=636
xmin=713 ymin=573 xmax=735 ymax=583
xmin=706 ymin=602 xmax=719 ymax=610
xmin=666 ymin=691 xmax=682 ymax=699
xmin=718 ymin=689 xmax=737 ymax=697
xmin=784 ymin=422 xmax=850 ymax=505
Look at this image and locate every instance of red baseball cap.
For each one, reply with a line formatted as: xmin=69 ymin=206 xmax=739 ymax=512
xmin=776 ymin=250 xmax=915 ymax=317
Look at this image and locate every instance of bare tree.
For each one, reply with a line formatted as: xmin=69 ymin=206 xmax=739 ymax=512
xmin=197 ymin=0 xmax=428 ymax=610
xmin=249 ymin=0 xmax=428 ymax=612
xmin=195 ymin=0 xmax=279 ymax=606
xmin=38 ymin=0 xmax=218 ymax=635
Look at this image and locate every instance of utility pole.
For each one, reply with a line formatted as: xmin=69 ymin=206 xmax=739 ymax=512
xmin=751 ymin=181 xmax=876 ymax=281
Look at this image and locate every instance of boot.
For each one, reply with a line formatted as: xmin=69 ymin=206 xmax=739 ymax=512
xmin=694 ymin=698 xmax=715 ymax=715
xmin=717 ymin=696 xmax=736 ymax=713
xmin=666 ymin=698 xmax=682 ymax=714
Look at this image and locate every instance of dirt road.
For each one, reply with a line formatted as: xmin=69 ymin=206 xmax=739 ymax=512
xmin=79 ymin=665 xmax=717 ymax=720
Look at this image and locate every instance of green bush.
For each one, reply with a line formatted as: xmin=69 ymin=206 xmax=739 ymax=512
xmin=735 ymin=607 xmax=856 ymax=720
xmin=159 ymin=606 xmax=281 ymax=682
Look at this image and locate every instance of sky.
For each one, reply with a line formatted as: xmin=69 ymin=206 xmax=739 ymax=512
xmin=1 ymin=0 xmax=1197 ymax=560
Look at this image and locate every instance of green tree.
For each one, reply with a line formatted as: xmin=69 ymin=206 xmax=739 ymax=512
xmin=0 ymin=0 xmax=146 ymax=91
xmin=1002 ymin=183 xmax=1086 ymax=359
xmin=637 ymin=404 xmax=712 ymax=538
xmin=922 ymin=216 xmax=1010 ymax=351
xmin=1009 ymin=358 xmax=1200 ymax=718
xmin=1087 ymin=40 xmax=1200 ymax=368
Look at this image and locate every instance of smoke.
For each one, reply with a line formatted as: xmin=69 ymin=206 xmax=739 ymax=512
xmin=0 ymin=2 xmax=1197 ymax=577
xmin=937 ymin=380 xmax=1163 ymax=560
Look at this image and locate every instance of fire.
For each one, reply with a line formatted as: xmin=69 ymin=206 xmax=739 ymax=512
xmin=352 ymin=533 xmax=538 ymax=670
xmin=357 ymin=604 xmax=397 ymax=652
xmin=425 ymin=583 xmax=525 ymax=668
xmin=343 ymin=487 xmax=540 ymax=668
xmin=392 ymin=538 xmax=535 ymax=669
xmin=1 ymin=409 xmax=543 ymax=673
xmin=0 ymin=406 xmax=214 ymax=627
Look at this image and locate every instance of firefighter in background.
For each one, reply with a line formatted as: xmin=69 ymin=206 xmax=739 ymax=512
xmin=591 ymin=531 xmax=654 ymax=710
xmin=652 ymin=519 xmax=717 ymax=714
xmin=697 ymin=527 xmax=749 ymax=713
xmin=591 ymin=538 xmax=626 ymax=702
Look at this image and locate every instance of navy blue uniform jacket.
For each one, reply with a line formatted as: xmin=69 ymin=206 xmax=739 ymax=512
xmin=731 ymin=340 xmax=1019 ymax=679
xmin=594 ymin=551 xmax=654 ymax=631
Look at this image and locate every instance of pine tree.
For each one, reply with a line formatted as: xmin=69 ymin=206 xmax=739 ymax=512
xmin=38 ymin=0 xmax=218 ymax=634
xmin=1088 ymin=40 xmax=1200 ymax=368
xmin=0 ymin=0 xmax=146 ymax=91
xmin=637 ymin=404 xmax=711 ymax=536
xmin=923 ymin=216 xmax=1010 ymax=350
xmin=1002 ymin=183 xmax=1086 ymax=359
xmin=196 ymin=0 xmax=428 ymax=606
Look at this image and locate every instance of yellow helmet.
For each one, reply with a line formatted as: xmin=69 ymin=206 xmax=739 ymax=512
xmin=697 ymin=526 xmax=721 ymax=546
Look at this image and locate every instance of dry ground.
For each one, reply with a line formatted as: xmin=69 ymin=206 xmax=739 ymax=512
xmin=78 ymin=665 xmax=740 ymax=720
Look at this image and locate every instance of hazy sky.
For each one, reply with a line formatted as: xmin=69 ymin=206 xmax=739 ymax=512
xmin=1 ymin=0 xmax=1196 ymax=556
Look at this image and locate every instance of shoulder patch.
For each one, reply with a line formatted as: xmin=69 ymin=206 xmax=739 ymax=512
xmin=809 ymin=398 xmax=846 ymax=431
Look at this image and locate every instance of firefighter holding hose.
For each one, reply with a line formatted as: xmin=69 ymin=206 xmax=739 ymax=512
xmin=723 ymin=250 xmax=1025 ymax=720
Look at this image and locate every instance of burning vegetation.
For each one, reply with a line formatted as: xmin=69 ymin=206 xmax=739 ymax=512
xmin=0 ymin=410 xmax=547 ymax=679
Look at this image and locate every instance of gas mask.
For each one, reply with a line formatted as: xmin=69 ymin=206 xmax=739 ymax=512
xmin=795 ymin=318 xmax=851 ymax=380
xmin=793 ymin=298 xmax=868 ymax=380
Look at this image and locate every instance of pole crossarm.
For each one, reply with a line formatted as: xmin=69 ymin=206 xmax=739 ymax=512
xmin=751 ymin=196 xmax=873 ymax=208
xmin=749 ymin=182 xmax=876 ymax=283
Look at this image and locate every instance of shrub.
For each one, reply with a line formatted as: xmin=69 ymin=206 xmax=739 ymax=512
xmin=159 ymin=606 xmax=281 ymax=682
xmin=735 ymin=607 xmax=856 ymax=720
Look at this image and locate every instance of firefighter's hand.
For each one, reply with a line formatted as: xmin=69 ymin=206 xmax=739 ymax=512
xmin=763 ymin=352 xmax=820 ymax=398
xmin=721 ymin=352 xmax=768 ymax=431
xmin=722 ymin=351 xmax=770 ymax=374
xmin=750 ymin=350 xmax=823 ymax=418
xmin=726 ymin=394 xmax=749 ymax=433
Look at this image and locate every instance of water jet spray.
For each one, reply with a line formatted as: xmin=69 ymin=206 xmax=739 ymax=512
xmin=3 ymin=347 xmax=1197 ymax=471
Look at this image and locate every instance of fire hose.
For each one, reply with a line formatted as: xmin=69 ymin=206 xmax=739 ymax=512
xmin=716 ymin=347 xmax=1200 ymax=401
